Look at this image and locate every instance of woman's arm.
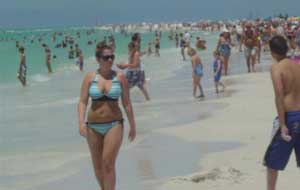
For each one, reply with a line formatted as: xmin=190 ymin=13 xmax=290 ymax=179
xmin=77 ymin=72 xmax=93 ymax=137
xmin=119 ymin=72 xmax=136 ymax=141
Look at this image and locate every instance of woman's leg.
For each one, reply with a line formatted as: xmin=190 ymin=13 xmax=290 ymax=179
xmin=251 ymin=53 xmax=257 ymax=72
xmin=102 ymin=123 xmax=124 ymax=190
xmin=86 ymin=128 xmax=105 ymax=190
xmin=224 ymin=56 xmax=229 ymax=76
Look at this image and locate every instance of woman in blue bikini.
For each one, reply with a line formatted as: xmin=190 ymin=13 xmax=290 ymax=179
xmin=77 ymin=42 xmax=136 ymax=190
xmin=188 ymin=48 xmax=205 ymax=98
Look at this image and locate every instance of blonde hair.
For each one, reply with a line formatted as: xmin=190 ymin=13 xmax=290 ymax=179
xmin=187 ymin=48 xmax=195 ymax=56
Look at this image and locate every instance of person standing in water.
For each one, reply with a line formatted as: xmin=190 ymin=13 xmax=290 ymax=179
xmin=77 ymin=42 xmax=136 ymax=190
xmin=17 ymin=46 xmax=26 ymax=86
xmin=263 ymin=36 xmax=300 ymax=190
xmin=45 ymin=46 xmax=52 ymax=73
xmin=188 ymin=48 xmax=205 ymax=98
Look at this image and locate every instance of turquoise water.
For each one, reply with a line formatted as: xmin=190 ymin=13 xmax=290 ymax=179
xmin=0 ymin=27 xmax=176 ymax=84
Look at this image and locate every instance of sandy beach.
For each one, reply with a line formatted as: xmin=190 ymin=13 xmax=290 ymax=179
xmin=156 ymin=71 xmax=300 ymax=190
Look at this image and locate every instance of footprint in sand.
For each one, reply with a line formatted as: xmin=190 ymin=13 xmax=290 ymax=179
xmin=190 ymin=168 xmax=221 ymax=183
xmin=188 ymin=167 xmax=244 ymax=183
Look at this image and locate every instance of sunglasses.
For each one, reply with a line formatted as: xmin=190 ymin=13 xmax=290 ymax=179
xmin=101 ymin=54 xmax=115 ymax=61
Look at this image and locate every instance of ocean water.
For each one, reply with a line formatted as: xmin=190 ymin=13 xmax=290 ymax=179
xmin=0 ymin=27 xmax=273 ymax=190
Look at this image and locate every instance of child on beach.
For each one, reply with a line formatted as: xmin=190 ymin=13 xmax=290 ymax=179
xmin=213 ymin=51 xmax=225 ymax=93
xmin=188 ymin=48 xmax=205 ymax=98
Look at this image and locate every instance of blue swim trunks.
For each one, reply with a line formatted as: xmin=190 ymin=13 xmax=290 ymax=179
xmin=126 ymin=70 xmax=144 ymax=89
xmin=264 ymin=111 xmax=300 ymax=170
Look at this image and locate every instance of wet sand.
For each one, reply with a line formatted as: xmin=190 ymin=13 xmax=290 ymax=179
xmin=158 ymin=71 xmax=300 ymax=190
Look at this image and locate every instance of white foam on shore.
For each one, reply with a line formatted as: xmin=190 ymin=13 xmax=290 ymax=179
xmin=31 ymin=74 xmax=51 ymax=83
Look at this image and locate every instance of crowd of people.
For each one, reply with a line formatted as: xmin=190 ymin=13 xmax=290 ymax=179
xmin=12 ymin=17 xmax=300 ymax=190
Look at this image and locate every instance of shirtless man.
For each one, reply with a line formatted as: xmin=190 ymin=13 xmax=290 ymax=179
xmin=242 ymin=23 xmax=258 ymax=72
xmin=264 ymin=36 xmax=300 ymax=190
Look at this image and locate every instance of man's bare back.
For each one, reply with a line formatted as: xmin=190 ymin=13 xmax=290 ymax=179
xmin=271 ymin=58 xmax=300 ymax=111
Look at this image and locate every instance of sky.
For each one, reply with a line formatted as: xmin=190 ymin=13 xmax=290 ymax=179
xmin=0 ymin=0 xmax=299 ymax=28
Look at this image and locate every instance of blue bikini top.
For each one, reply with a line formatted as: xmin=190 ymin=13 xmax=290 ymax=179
xmin=89 ymin=72 xmax=122 ymax=101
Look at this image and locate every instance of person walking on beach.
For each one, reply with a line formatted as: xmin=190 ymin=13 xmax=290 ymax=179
xmin=213 ymin=51 xmax=225 ymax=94
xmin=263 ymin=36 xmax=300 ymax=190
xmin=117 ymin=41 xmax=151 ymax=101
xmin=242 ymin=23 xmax=258 ymax=72
xmin=216 ymin=28 xmax=233 ymax=75
xmin=77 ymin=42 xmax=136 ymax=190
xmin=188 ymin=48 xmax=205 ymax=98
